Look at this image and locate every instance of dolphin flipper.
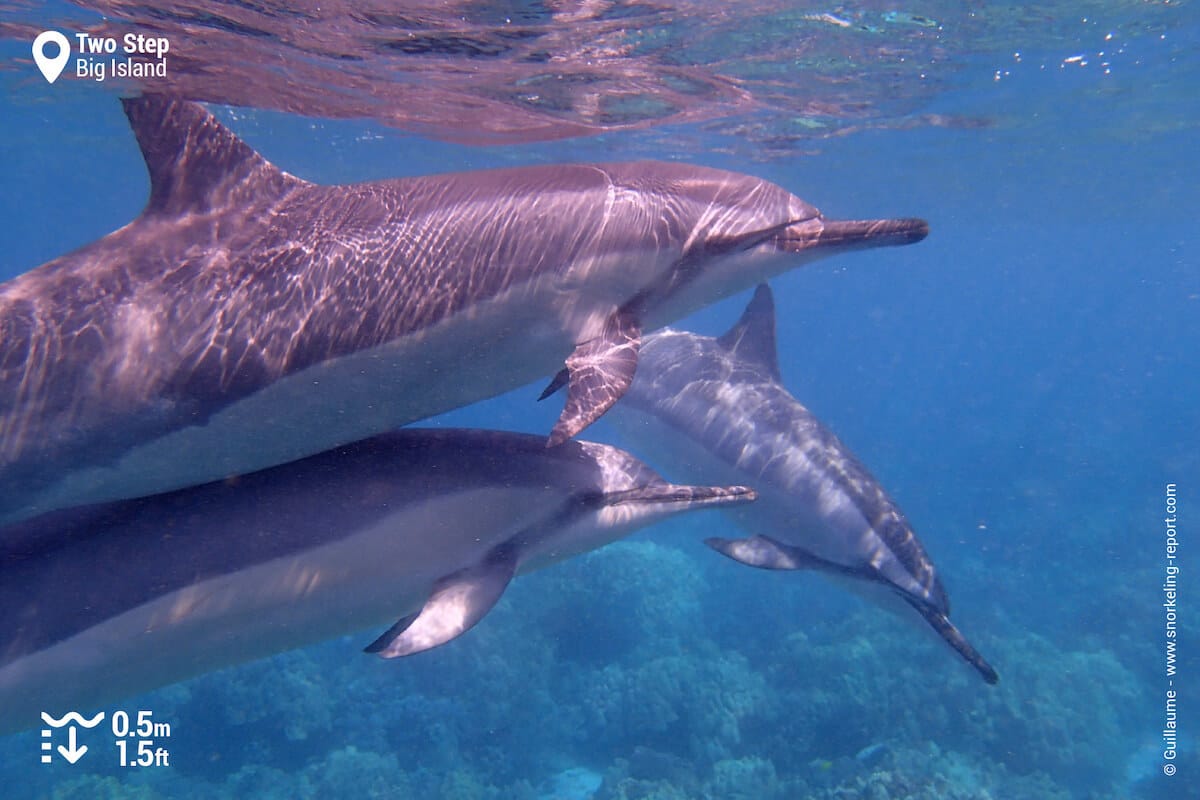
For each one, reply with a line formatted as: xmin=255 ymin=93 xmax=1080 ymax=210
xmin=705 ymin=535 xmax=821 ymax=570
xmin=546 ymin=310 xmax=641 ymax=447
xmin=365 ymin=547 xmax=518 ymax=658
xmin=537 ymin=368 xmax=570 ymax=401
xmin=361 ymin=613 xmax=420 ymax=654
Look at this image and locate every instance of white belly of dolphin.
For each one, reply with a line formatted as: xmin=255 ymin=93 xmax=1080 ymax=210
xmin=0 ymin=486 xmax=551 ymax=732
xmin=0 ymin=428 xmax=756 ymax=733
xmin=21 ymin=284 xmax=577 ymax=520
xmin=2 ymin=97 xmax=928 ymax=525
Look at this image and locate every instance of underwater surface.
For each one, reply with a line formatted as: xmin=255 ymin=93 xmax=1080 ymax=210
xmin=0 ymin=1 xmax=1197 ymax=798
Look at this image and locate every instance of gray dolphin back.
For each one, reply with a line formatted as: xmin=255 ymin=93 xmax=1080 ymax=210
xmin=1 ymin=95 xmax=927 ymax=527
xmin=613 ymin=284 xmax=997 ymax=684
xmin=0 ymin=427 xmax=755 ymax=732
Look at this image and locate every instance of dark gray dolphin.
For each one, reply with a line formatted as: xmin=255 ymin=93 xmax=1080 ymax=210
xmin=0 ymin=428 xmax=753 ymax=734
xmin=599 ymin=285 xmax=998 ymax=684
xmin=0 ymin=96 xmax=927 ymax=523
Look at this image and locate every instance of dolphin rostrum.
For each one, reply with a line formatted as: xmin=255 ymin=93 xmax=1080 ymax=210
xmin=0 ymin=428 xmax=753 ymax=734
xmin=0 ymin=95 xmax=927 ymax=523
xmin=598 ymin=285 xmax=998 ymax=684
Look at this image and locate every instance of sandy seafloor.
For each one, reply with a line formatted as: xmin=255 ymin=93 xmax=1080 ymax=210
xmin=0 ymin=2 xmax=1197 ymax=798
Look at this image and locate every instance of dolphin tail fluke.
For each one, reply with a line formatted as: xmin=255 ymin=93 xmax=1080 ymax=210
xmin=709 ymin=538 xmax=999 ymax=684
xmin=546 ymin=309 xmax=641 ymax=447
xmin=364 ymin=547 xmax=517 ymax=658
xmin=907 ymin=600 xmax=999 ymax=685
xmin=121 ymin=95 xmax=301 ymax=218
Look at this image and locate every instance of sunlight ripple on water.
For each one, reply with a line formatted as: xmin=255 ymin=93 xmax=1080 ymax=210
xmin=0 ymin=0 xmax=1191 ymax=155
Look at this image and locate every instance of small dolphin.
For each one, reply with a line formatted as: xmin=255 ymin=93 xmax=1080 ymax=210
xmin=0 ymin=95 xmax=926 ymax=523
xmin=599 ymin=285 xmax=998 ymax=683
xmin=0 ymin=428 xmax=753 ymax=734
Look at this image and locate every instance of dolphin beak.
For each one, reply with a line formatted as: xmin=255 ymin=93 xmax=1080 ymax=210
xmin=610 ymin=484 xmax=758 ymax=509
xmin=778 ymin=216 xmax=930 ymax=252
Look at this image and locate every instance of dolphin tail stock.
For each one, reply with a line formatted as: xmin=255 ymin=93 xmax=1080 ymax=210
xmin=905 ymin=598 xmax=1000 ymax=685
xmin=707 ymin=535 xmax=999 ymax=684
xmin=364 ymin=545 xmax=519 ymax=658
xmin=120 ymin=94 xmax=303 ymax=218
xmin=541 ymin=309 xmax=641 ymax=447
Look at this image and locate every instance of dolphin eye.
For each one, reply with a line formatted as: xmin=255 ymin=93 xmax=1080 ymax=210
xmin=701 ymin=228 xmax=780 ymax=256
xmin=576 ymin=490 xmax=606 ymax=510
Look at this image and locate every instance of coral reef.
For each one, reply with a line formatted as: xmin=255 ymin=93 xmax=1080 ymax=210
xmin=0 ymin=526 xmax=1153 ymax=800
xmin=50 ymin=775 xmax=163 ymax=800
xmin=524 ymin=539 xmax=709 ymax=664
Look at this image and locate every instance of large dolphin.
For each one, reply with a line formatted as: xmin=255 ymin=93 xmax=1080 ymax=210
xmin=0 ymin=95 xmax=927 ymax=523
xmin=0 ymin=427 xmax=753 ymax=734
xmin=598 ymin=285 xmax=998 ymax=683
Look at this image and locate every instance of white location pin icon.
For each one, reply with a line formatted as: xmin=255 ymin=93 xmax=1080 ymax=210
xmin=32 ymin=31 xmax=71 ymax=84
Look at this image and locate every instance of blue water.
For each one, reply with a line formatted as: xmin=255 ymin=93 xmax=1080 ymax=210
xmin=1 ymin=3 xmax=1198 ymax=798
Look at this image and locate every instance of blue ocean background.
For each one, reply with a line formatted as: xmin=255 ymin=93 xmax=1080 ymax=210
xmin=1 ymin=2 xmax=1197 ymax=798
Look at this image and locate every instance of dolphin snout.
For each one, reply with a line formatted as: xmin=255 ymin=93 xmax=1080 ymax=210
xmin=778 ymin=216 xmax=930 ymax=252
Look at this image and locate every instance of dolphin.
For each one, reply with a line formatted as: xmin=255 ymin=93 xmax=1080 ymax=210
xmin=597 ymin=285 xmax=998 ymax=683
xmin=0 ymin=427 xmax=753 ymax=734
xmin=0 ymin=95 xmax=927 ymax=523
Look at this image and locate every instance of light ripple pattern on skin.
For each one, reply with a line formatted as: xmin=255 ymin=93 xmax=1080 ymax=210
xmin=0 ymin=427 xmax=754 ymax=734
xmin=0 ymin=96 xmax=926 ymax=524
xmin=603 ymin=284 xmax=998 ymax=684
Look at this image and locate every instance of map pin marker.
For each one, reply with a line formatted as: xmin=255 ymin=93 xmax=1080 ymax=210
xmin=32 ymin=31 xmax=70 ymax=84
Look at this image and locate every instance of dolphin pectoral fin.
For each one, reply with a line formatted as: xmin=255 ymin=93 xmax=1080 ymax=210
xmin=362 ymin=614 xmax=420 ymax=654
xmin=905 ymin=600 xmax=999 ymax=685
xmin=704 ymin=535 xmax=818 ymax=570
xmin=537 ymin=368 xmax=570 ymax=401
xmin=365 ymin=548 xmax=518 ymax=658
xmin=547 ymin=310 xmax=641 ymax=447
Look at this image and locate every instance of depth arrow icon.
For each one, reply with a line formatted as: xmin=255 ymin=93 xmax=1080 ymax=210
xmin=57 ymin=726 xmax=87 ymax=764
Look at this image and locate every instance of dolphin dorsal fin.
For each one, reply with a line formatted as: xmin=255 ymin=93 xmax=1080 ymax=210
xmin=121 ymin=95 xmax=298 ymax=217
xmin=717 ymin=284 xmax=781 ymax=380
